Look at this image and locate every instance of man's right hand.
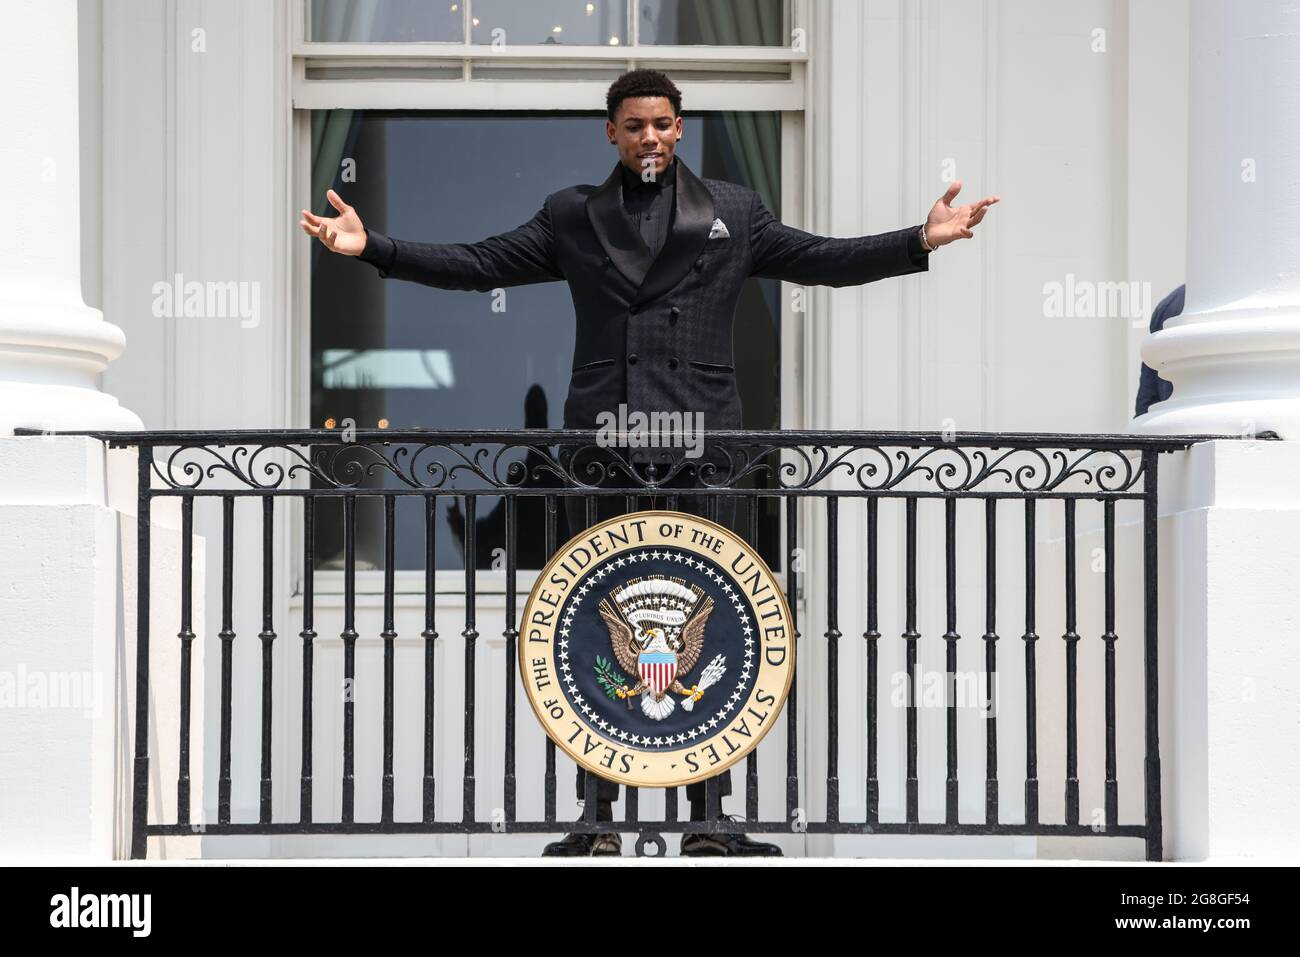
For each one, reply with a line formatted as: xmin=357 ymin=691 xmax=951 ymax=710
xmin=299 ymin=188 xmax=367 ymax=256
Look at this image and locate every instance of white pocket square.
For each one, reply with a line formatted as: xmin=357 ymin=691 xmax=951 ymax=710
xmin=708 ymin=218 xmax=731 ymax=240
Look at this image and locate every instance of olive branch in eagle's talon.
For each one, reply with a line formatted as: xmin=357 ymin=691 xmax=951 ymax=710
xmin=594 ymin=656 xmax=639 ymax=709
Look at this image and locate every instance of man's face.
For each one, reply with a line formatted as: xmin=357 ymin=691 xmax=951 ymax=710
xmin=607 ymin=95 xmax=682 ymax=180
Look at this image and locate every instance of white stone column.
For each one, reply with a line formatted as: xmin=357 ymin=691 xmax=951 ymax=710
xmin=0 ymin=0 xmax=148 ymax=861
xmin=1124 ymin=0 xmax=1300 ymax=863
xmin=1133 ymin=0 xmax=1300 ymax=438
xmin=0 ymin=0 xmax=139 ymax=433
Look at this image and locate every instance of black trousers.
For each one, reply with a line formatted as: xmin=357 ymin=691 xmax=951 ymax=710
xmin=559 ymin=446 xmax=735 ymax=806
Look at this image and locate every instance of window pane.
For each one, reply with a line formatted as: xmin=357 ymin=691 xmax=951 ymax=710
xmin=308 ymin=0 xmax=463 ymax=42
xmin=310 ymin=110 xmax=781 ymax=572
xmin=305 ymin=0 xmax=788 ymax=45
xmin=470 ymin=0 xmax=628 ymax=46
xmin=638 ymin=0 xmax=785 ymax=45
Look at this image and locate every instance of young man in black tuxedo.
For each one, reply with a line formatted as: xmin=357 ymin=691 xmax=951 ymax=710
xmin=302 ymin=69 xmax=998 ymax=856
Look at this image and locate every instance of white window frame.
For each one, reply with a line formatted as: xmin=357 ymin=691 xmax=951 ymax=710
xmin=288 ymin=0 xmax=810 ymax=595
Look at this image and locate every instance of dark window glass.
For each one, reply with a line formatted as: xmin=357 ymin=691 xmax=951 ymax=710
xmin=306 ymin=1 xmax=787 ymax=46
xmin=471 ymin=0 xmax=628 ymax=46
xmin=308 ymin=0 xmax=463 ymax=42
xmin=638 ymin=0 xmax=785 ymax=45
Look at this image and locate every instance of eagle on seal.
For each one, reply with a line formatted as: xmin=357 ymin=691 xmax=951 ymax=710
xmin=596 ymin=575 xmax=725 ymax=721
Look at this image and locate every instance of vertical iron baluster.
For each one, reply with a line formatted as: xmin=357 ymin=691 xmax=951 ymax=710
xmin=1102 ymin=497 xmax=1118 ymax=829
xmin=904 ymin=497 xmax=919 ymax=823
xmin=1023 ymin=498 xmax=1039 ymax=824
xmin=381 ymin=495 xmax=397 ymax=824
xmin=422 ymin=495 xmax=438 ymax=823
xmin=177 ymin=495 xmax=194 ymax=826
xmin=259 ymin=497 xmax=276 ymax=825
xmin=300 ymin=496 xmax=316 ymax=823
xmin=583 ymin=494 xmax=597 ymax=824
xmin=341 ymin=494 xmax=357 ymax=823
xmin=1142 ymin=451 xmax=1163 ymax=861
xmin=1063 ymin=498 xmax=1080 ymax=824
xmin=704 ymin=473 xmax=724 ymax=826
xmin=785 ymin=495 xmax=800 ymax=824
xmin=745 ymin=493 xmax=760 ymax=822
xmin=865 ymin=496 xmax=880 ymax=824
xmin=463 ymin=494 xmax=478 ymax=824
xmin=218 ymin=494 xmax=235 ymax=826
xmin=543 ymin=495 xmax=557 ymax=824
xmin=983 ymin=498 xmax=999 ymax=825
xmin=623 ymin=495 xmax=638 ymax=826
xmin=503 ymin=494 xmax=518 ymax=823
xmin=130 ymin=447 xmax=153 ymax=859
xmin=944 ymin=496 xmax=960 ymax=824
xmin=662 ymin=465 xmax=676 ymax=841
xmin=702 ymin=478 xmax=722 ymax=821
xmin=825 ymin=495 xmax=840 ymax=823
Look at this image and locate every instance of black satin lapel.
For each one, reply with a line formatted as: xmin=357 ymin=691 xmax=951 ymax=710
xmin=634 ymin=158 xmax=714 ymax=307
xmin=586 ymin=163 xmax=653 ymax=288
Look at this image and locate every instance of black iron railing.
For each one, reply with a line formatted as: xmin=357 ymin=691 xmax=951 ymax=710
xmin=30 ymin=428 xmax=1234 ymax=859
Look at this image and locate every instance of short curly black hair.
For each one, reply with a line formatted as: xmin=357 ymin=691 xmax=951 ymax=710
xmin=606 ymin=69 xmax=682 ymax=122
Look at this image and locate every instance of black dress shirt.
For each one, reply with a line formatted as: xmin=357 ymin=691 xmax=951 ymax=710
xmin=619 ymin=158 xmax=677 ymax=258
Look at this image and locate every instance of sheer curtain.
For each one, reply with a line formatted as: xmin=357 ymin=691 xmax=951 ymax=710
xmin=690 ymin=1 xmax=783 ymax=212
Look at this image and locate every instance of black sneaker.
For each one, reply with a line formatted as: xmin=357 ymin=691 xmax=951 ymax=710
xmin=542 ymin=831 xmax=622 ymax=857
xmin=680 ymin=817 xmax=782 ymax=857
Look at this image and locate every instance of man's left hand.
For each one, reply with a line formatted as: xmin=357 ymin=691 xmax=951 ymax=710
xmin=925 ymin=181 xmax=999 ymax=248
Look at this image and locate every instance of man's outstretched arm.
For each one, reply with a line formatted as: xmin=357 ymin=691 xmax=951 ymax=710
xmin=748 ymin=180 xmax=998 ymax=287
xmin=300 ymin=189 xmax=562 ymax=292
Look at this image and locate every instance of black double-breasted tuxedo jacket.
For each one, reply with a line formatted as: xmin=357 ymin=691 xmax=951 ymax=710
xmin=357 ymin=156 xmax=929 ymax=430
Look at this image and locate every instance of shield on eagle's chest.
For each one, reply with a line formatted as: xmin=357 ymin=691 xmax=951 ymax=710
xmin=638 ymin=651 xmax=677 ymax=696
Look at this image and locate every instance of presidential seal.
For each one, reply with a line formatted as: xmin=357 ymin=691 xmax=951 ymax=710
xmin=520 ymin=510 xmax=795 ymax=789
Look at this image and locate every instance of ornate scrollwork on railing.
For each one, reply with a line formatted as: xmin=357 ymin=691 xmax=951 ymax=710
xmin=144 ymin=435 xmax=1149 ymax=496
xmin=663 ymin=442 xmax=1146 ymax=494
xmin=151 ymin=443 xmax=305 ymax=490
xmin=885 ymin=445 xmax=1145 ymax=494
